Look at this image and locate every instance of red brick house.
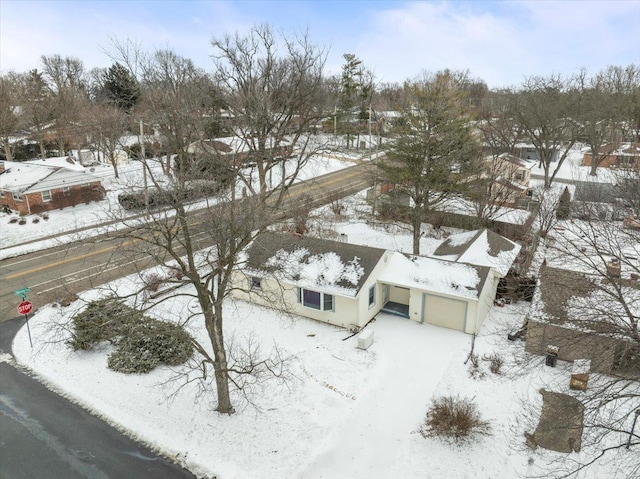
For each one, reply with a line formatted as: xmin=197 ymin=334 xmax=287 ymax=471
xmin=583 ymin=143 xmax=640 ymax=168
xmin=0 ymin=159 xmax=105 ymax=216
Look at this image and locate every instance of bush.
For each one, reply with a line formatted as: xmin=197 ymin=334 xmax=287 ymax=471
xmin=420 ymin=396 xmax=490 ymax=442
xmin=68 ymin=297 xmax=193 ymax=374
xmin=467 ymin=353 xmax=485 ymax=379
xmin=144 ymin=272 xmax=165 ymax=293
xmin=484 ymin=353 xmax=504 ymax=375
xmin=9 ymin=217 xmax=18 ymax=224
xmin=18 ymin=219 xmax=26 ymax=225
xmin=67 ymin=297 xmax=139 ymax=351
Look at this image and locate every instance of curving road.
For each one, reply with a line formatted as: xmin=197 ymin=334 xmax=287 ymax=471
xmin=0 ymin=161 xmax=376 ymax=478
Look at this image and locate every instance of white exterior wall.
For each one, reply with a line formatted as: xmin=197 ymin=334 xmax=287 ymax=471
xmin=354 ymin=251 xmax=393 ymax=327
xmin=388 ymin=286 xmax=410 ymax=304
xmin=474 ymin=271 xmax=501 ymax=333
xmin=232 ymin=272 xmax=363 ymax=330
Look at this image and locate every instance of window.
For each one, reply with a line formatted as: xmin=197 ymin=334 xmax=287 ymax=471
xmin=250 ymin=276 xmax=261 ymax=290
xmin=323 ymin=294 xmax=334 ymax=312
xmin=297 ymin=287 xmax=334 ymax=312
xmin=368 ymin=285 xmax=376 ymax=308
xmin=62 ymin=186 xmax=70 ymax=193
xmin=12 ymin=192 xmax=23 ymax=201
xmin=303 ymin=289 xmax=321 ymax=310
xmin=41 ymin=190 xmax=52 ymax=202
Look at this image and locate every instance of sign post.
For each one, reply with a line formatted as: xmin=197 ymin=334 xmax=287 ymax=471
xmin=15 ymin=288 xmax=33 ymax=348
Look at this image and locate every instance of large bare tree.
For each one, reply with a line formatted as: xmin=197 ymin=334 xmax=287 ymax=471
xmin=211 ymin=25 xmax=328 ymax=206
xmin=105 ymin=29 xmax=326 ymax=413
xmin=40 ymin=55 xmax=89 ymax=155
xmin=0 ymin=73 xmax=22 ymax=160
xmin=509 ymin=74 xmax=583 ymax=188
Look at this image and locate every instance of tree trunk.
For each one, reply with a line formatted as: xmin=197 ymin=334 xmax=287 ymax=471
xmin=2 ymin=139 xmax=12 ymax=161
xmin=412 ymin=213 xmax=421 ymax=255
xmin=205 ymin=302 xmax=234 ymax=414
xmin=39 ymin=140 xmax=46 ymax=159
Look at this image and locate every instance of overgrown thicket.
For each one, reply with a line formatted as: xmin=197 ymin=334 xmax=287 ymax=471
xmin=68 ymin=297 xmax=193 ymax=373
xmin=419 ymin=395 xmax=491 ymax=442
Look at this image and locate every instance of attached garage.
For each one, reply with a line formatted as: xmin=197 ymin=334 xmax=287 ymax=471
xmin=422 ymin=293 xmax=468 ymax=331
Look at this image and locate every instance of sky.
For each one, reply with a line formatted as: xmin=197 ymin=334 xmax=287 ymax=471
xmin=1 ymin=0 xmax=639 ymax=89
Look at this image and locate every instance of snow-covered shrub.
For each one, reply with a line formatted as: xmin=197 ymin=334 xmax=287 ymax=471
xmin=107 ymin=319 xmax=193 ymax=374
xmin=420 ymin=395 xmax=490 ymax=442
xmin=67 ymin=297 xmax=137 ymax=351
xmin=68 ymin=297 xmax=194 ymax=373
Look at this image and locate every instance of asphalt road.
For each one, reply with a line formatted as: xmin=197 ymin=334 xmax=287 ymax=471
xmin=0 ymin=162 xmax=375 ymax=478
xmin=0 ymin=162 xmax=375 ymax=321
xmin=0 ymin=317 xmax=197 ymax=479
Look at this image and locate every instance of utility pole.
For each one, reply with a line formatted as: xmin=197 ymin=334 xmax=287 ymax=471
xmin=139 ymin=119 xmax=149 ymax=218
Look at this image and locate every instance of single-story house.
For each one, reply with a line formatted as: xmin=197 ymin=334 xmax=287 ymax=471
xmin=582 ymin=142 xmax=640 ymax=169
xmin=233 ymin=229 xmax=521 ymax=334
xmin=515 ymin=142 xmax=561 ymax=163
xmin=0 ymin=158 xmax=105 ymax=215
xmin=525 ymin=265 xmax=639 ymax=375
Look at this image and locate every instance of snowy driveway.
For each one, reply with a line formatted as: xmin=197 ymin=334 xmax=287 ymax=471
xmin=296 ymin=314 xmax=470 ymax=479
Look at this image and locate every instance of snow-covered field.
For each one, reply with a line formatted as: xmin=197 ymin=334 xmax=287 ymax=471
xmin=6 ymin=145 xmax=635 ymax=478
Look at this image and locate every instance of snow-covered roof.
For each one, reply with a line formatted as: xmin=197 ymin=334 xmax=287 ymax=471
xmin=24 ymin=156 xmax=86 ymax=171
xmin=494 ymin=153 xmax=536 ymax=170
xmin=528 ymin=266 xmax=640 ymax=337
xmin=378 ymin=251 xmax=489 ymax=300
xmin=431 ymin=229 xmax=521 ymax=277
xmin=0 ymin=160 xmax=101 ymax=194
xmin=436 ymin=198 xmax=532 ymax=225
xmin=245 ymin=231 xmax=386 ymax=296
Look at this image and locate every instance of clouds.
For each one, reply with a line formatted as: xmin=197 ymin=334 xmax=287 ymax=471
xmin=1 ymin=0 xmax=638 ymax=88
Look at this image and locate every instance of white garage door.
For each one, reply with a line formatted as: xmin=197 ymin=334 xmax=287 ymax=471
xmin=422 ymin=293 xmax=467 ymax=332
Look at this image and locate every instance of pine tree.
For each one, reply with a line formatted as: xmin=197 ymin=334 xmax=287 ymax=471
xmin=556 ymin=186 xmax=571 ymax=219
xmin=103 ymin=63 xmax=140 ymax=113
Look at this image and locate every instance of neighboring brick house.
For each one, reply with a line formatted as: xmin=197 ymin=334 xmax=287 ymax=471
xmin=0 ymin=159 xmax=105 ymax=215
xmin=583 ymin=142 xmax=640 ymax=168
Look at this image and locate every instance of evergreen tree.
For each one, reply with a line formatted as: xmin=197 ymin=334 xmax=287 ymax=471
xmin=103 ymin=63 xmax=140 ymax=112
xmin=556 ymin=186 xmax=571 ymax=219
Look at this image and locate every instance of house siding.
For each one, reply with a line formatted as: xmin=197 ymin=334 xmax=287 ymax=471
xmin=0 ymin=182 xmax=104 ymax=215
xmin=232 ymin=273 xmax=362 ymax=330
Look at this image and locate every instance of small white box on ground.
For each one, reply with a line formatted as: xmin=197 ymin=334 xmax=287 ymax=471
xmin=357 ymin=329 xmax=374 ymax=350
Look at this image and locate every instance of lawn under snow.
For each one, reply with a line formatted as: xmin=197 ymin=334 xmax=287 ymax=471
xmin=7 ymin=144 xmax=636 ymax=478
xmin=0 ymin=153 xmax=356 ymax=257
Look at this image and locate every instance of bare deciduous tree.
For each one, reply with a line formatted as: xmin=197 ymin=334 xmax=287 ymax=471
xmin=211 ymin=25 xmax=328 ymax=206
xmin=509 ymin=74 xmax=583 ymax=188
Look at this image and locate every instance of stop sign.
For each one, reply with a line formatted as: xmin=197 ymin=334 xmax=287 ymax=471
xmin=17 ymin=300 xmax=33 ymax=315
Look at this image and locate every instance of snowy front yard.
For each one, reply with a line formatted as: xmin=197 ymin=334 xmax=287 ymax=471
xmin=6 ymin=146 xmax=636 ymax=478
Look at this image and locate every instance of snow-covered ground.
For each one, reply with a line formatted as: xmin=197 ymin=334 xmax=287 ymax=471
xmin=6 ymin=144 xmax=635 ymax=478
xmin=0 ymin=154 xmax=356 ymax=258
xmin=10 ymin=193 xmax=632 ymax=479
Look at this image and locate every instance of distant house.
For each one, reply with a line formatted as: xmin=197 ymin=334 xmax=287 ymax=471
xmin=483 ymin=153 xmax=536 ymax=206
xmin=515 ymin=142 xmax=561 ymax=163
xmin=233 ymin=229 xmax=521 ymax=334
xmin=582 ymin=143 xmax=640 ymax=169
xmin=0 ymin=158 xmax=105 ymax=215
xmin=186 ymin=137 xmax=292 ymax=169
xmin=525 ymin=266 xmax=639 ymax=375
